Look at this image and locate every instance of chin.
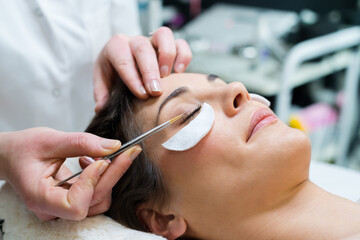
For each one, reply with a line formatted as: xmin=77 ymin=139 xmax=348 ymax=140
xmin=283 ymin=125 xmax=311 ymax=160
xmin=274 ymin=123 xmax=312 ymax=178
xmin=250 ymin=122 xmax=311 ymax=196
xmin=252 ymin=121 xmax=311 ymax=169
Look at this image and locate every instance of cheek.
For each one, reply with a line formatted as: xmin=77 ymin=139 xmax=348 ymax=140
xmin=158 ymin=129 xmax=243 ymax=197
xmin=158 ymin=133 xmax=225 ymax=182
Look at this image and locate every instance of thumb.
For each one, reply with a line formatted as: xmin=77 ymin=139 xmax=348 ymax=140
xmin=41 ymin=131 xmax=121 ymax=159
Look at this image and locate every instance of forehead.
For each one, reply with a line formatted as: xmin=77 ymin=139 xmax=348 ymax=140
xmin=161 ymin=73 xmax=210 ymax=92
xmin=136 ymin=73 xmax=210 ymax=128
xmin=142 ymin=73 xmax=211 ymax=106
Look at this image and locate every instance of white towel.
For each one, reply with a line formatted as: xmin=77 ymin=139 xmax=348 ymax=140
xmin=0 ymin=181 xmax=164 ymax=240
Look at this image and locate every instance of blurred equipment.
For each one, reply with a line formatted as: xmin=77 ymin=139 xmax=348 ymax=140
xmin=276 ymin=26 xmax=360 ymax=165
xmin=180 ymin=3 xmax=297 ymax=57
xmin=180 ymin=3 xmax=352 ymax=97
xmin=179 ymin=3 xmax=360 ymax=166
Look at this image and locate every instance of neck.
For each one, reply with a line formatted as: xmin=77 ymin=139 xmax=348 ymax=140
xmin=232 ymin=180 xmax=360 ymax=240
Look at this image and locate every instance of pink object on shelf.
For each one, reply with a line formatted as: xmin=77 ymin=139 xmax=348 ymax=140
xmin=289 ymin=103 xmax=338 ymax=133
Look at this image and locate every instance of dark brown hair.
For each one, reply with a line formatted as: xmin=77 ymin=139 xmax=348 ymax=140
xmin=85 ymin=79 xmax=167 ymax=231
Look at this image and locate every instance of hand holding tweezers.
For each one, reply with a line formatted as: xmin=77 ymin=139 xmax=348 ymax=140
xmin=56 ymin=113 xmax=183 ymax=186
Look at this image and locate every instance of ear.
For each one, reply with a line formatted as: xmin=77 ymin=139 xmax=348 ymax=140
xmin=136 ymin=204 xmax=187 ymax=240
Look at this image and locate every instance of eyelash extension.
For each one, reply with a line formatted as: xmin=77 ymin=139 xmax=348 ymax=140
xmin=181 ymin=104 xmax=202 ymax=124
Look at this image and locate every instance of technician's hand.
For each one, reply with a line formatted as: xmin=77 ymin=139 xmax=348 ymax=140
xmin=0 ymin=128 xmax=141 ymax=221
xmin=94 ymin=26 xmax=192 ymax=112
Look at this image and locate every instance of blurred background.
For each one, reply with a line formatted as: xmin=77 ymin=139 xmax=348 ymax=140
xmin=138 ymin=0 xmax=360 ymax=170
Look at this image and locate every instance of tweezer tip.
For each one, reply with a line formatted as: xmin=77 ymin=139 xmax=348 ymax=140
xmin=169 ymin=113 xmax=184 ymax=124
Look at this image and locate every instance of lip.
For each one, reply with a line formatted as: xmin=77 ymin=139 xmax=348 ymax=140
xmin=247 ymin=108 xmax=277 ymax=142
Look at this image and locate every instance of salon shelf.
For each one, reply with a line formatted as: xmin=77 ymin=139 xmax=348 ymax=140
xmin=187 ymin=50 xmax=352 ymax=96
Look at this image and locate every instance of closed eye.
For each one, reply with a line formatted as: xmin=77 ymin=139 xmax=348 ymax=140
xmin=181 ymin=104 xmax=202 ymax=124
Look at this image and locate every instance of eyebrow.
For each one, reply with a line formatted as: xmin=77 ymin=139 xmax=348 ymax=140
xmin=155 ymin=74 xmax=218 ymax=125
xmin=155 ymin=86 xmax=189 ymax=125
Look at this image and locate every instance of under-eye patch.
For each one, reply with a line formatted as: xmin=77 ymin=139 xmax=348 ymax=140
xmin=162 ymin=102 xmax=215 ymax=151
xmin=249 ymin=93 xmax=271 ymax=107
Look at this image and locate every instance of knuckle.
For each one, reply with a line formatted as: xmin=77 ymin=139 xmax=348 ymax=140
xmin=131 ymin=36 xmax=151 ymax=51
xmin=176 ymin=40 xmax=192 ymax=56
xmin=32 ymin=127 xmax=55 ymax=144
xmin=72 ymin=133 xmax=89 ymax=150
xmin=111 ymin=34 xmax=128 ymax=44
xmin=156 ymin=26 xmax=172 ymax=35
xmin=133 ymin=35 xmax=149 ymax=43
xmin=104 ymin=34 xmax=129 ymax=58
xmin=116 ymin=58 xmax=134 ymax=70
xmin=131 ymin=36 xmax=150 ymax=48
xmin=134 ymin=44 xmax=149 ymax=55
xmin=176 ymin=38 xmax=187 ymax=45
xmin=141 ymin=66 xmax=158 ymax=77
xmin=33 ymin=126 xmax=52 ymax=133
xmin=158 ymin=48 xmax=176 ymax=60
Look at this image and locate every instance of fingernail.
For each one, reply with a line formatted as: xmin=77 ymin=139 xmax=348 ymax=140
xmin=129 ymin=146 xmax=142 ymax=161
xmin=150 ymin=80 xmax=161 ymax=92
xmin=98 ymin=161 xmax=108 ymax=175
xmin=101 ymin=139 xmax=121 ymax=150
xmin=160 ymin=65 xmax=169 ymax=77
xmin=138 ymin=85 xmax=147 ymax=96
xmin=82 ymin=156 xmax=95 ymax=165
xmin=176 ymin=63 xmax=185 ymax=72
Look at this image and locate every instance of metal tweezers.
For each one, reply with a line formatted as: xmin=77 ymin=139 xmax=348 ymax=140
xmin=56 ymin=113 xmax=183 ymax=186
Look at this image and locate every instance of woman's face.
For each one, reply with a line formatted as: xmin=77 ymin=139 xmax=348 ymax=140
xmin=137 ymin=73 xmax=311 ymax=233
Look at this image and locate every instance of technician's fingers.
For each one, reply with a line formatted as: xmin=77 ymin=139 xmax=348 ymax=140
xmin=34 ymin=212 xmax=56 ymax=221
xmin=39 ymin=131 xmax=121 ymax=159
xmin=55 ymin=162 xmax=78 ymax=185
xmin=33 ymin=161 xmax=108 ymax=220
xmin=66 ymin=160 xmax=108 ymax=219
xmin=106 ymin=34 xmax=148 ymax=100
xmin=130 ymin=36 xmax=162 ymax=96
xmin=89 ymin=146 xmax=142 ymax=207
xmin=79 ymin=156 xmax=95 ymax=169
xmin=150 ymin=27 xmax=177 ymax=77
xmin=87 ymin=192 xmax=111 ymax=216
xmin=174 ymin=39 xmax=192 ymax=73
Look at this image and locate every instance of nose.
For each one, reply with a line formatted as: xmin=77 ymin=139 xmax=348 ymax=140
xmin=221 ymin=82 xmax=250 ymax=116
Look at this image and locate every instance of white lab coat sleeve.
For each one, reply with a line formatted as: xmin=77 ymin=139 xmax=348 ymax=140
xmin=111 ymin=0 xmax=142 ymax=36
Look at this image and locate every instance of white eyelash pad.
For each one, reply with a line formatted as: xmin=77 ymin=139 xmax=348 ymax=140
xmin=162 ymin=102 xmax=215 ymax=151
xmin=249 ymin=93 xmax=271 ymax=107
